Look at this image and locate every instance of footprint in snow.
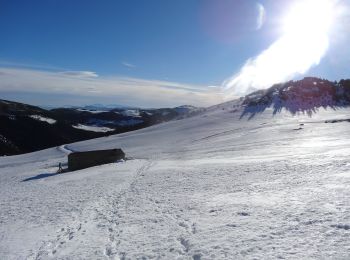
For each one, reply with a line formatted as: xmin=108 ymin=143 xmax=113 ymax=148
xmin=237 ymin=212 xmax=250 ymax=216
xmin=331 ymin=224 xmax=350 ymax=230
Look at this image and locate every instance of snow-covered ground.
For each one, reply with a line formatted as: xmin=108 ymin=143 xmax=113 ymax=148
xmin=1 ymin=101 xmax=350 ymax=259
xmin=72 ymin=124 xmax=114 ymax=133
xmin=121 ymin=109 xmax=141 ymax=117
xmin=29 ymin=115 xmax=57 ymax=124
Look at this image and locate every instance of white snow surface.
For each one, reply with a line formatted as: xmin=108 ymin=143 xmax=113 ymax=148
xmin=29 ymin=115 xmax=57 ymax=124
xmin=121 ymin=109 xmax=141 ymax=117
xmin=72 ymin=124 xmax=114 ymax=133
xmin=1 ymin=101 xmax=350 ymax=259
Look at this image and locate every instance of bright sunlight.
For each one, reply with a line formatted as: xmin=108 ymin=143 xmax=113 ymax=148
xmin=223 ymin=0 xmax=339 ymax=97
xmin=283 ymin=0 xmax=334 ymax=37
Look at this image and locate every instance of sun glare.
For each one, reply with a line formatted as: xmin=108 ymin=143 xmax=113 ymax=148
xmin=223 ymin=0 xmax=341 ymax=98
xmin=276 ymin=0 xmax=337 ymax=79
xmin=283 ymin=0 xmax=335 ymax=37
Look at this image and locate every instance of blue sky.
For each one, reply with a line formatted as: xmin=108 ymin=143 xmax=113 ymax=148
xmin=1 ymin=0 xmax=349 ymax=107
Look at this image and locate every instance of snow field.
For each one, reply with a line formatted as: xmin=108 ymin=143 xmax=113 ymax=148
xmin=1 ymin=103 xmax=350 ymax=259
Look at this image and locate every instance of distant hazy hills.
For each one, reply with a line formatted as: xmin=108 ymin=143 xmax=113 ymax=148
xmin=2 ymin=76 xmax=350 ymax=156
xmin=0 ymin=100 xmax=202 ymax=156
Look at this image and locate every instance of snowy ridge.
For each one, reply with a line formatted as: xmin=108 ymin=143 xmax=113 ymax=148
xmin=72 ymin=124 xmax=115 ymax=133
xmin=120 ymin=109 xmax=141 ymax=117
xmin=76 ymin=109 xmax=108 ymax=114
xmin=1 ymin=99 xmax=350 ymax=259
xmin=240 ymin=77 xmax=350 ymax=118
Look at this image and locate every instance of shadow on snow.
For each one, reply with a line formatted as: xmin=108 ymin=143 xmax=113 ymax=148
xmin=22 ymin=172 xmax=61 ymax=182
xmin=239 ymin=102 xmax=343 ymax=120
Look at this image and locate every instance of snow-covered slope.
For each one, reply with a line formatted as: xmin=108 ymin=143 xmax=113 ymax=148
xmin=1 ymin=99 xmax=350 ymax=259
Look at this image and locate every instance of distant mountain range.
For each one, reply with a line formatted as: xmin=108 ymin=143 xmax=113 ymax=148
xmin=0 ymin=100 xmax=202 ymax=156
xmin=2 ymin=76 xmax=350 ymax=156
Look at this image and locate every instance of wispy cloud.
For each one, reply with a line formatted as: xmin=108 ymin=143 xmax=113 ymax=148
xmin=122 ymin=62 xmax=136 ymax=69
xmin=0 ymin=67 xmax=222 ymax=107
xmin=256 ymin=3 xmax=266 ymax=30
xmin=0 ymin=59 xmax=65 ymax=71
xmin=59 ymin=71 xmax=99 ymax=78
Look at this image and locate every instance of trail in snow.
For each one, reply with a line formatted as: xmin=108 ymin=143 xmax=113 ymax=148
xmin=57 ymin=145 xmax=75 ymax=155
xmin=25 ymin=160 xmax=154 ymax=260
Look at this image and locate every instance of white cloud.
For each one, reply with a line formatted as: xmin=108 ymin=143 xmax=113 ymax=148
xmin=0 ymin=67 xmax=223 ymax=107
xmin=122 ymin=62 xmax=136 ymax=68
xmin=59 ymin=71 xmax=99 ymax=78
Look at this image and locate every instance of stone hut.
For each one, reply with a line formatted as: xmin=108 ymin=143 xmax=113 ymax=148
xmin=68 ymin=148 xmax=125 ymax=171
